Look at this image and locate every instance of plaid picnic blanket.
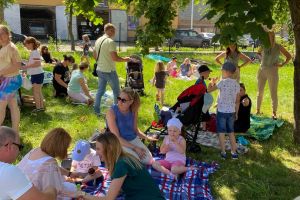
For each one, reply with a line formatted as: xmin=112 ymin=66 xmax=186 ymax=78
xmin=82 ymin=158 xmax=218 ymax=200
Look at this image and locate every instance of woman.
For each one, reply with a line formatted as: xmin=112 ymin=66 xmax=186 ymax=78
xmin=256 ymin=31 xmax=292 ymax=119
xmin=0 ymin=25 xmax=22 ymax=132
xmin=40 ymin=45 xmax=57 ymax=64
xmin=53 ymin=55 xmax=75 ymax=97
xmin=17 ymin=128 xmax=77 ymax=199
xmin=77 ymin=131 xmax=165 ymax=200
xmin=106 ymin=87 xmax=156 ymax=165
xmin=215 ymin=43 xmax=251 ymax=82
xmin=179 ymin=58 xmax=192 ymax=77
xmin=67 ymin=62 xmax=94 ymax=105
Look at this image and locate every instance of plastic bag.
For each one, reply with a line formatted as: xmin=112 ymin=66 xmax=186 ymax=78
xmin=22 ymin=76 xmax=32 ymax=90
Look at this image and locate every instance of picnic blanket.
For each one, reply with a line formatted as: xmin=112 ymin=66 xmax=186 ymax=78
xmin=244 ymin=115 xmax=284 ymax=141
xmin=146 ymin=54 xmax=171 ymax=62
xmin=194 ymin=131 xmax=249 ymax=154
xmin=82 ymin=158 xmax=218 ymax=200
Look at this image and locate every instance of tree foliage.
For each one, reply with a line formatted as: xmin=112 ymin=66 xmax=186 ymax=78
xmin=204 ymin=0 xmax=275 ymax=47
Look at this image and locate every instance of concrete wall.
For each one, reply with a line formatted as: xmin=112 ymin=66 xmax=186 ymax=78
xmin=17 ymin=0 xmax=63 ymax=6
xmin=110 ymin=9 xmax=127 ymax=42
xmin=55 ymin=6 xmax=77 ymax=40
xmin=4 ymin=4 xmax=22 ymax=34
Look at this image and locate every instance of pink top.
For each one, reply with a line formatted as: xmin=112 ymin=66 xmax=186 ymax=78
xmin=164 ymin=135 xmax=186 ymax=164
xmin=17 ymin=148 xmax=76 ymax=199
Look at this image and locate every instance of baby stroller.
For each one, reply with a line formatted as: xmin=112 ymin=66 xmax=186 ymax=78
xmin=125 ymin=55 xmax=145 ymax=95
xmin=145 ymin=83 xmax=207 ymax=152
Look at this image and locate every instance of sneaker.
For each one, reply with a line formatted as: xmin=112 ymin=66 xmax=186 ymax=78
xmin=231 ymin=152 xmax=239 ymax=160
xmin=31 ymin=108 xmax=41 ymax=113
xmin=220 ymin=152 xmax=227 ymax=160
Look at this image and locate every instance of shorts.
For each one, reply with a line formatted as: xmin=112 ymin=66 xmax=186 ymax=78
xmin=68 ymin=90 xmax=89 ymax=103
xmin=31 ymin=73 xmax=44 ymax=84
xmin=158 ymin=160 xmax=185 ymax=170
xmin=0 ymin=75 xmax=22 ymax=101
xmin=216 ymin=111 xmax=235 ymax=133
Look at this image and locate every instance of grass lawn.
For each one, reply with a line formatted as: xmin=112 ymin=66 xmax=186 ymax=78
xmin=6 ymin=45 xmax=300 ymax=200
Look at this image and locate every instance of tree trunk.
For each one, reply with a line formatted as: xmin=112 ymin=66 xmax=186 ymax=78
xmin=68 ymin=3 xmax=75 ymax=51
xmin=0 ymin=5 xmax=4 ymax=23
xmin=288 ymin=0 xmax=300 ymax=144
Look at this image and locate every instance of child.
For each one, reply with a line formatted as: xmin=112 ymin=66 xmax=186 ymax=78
xmin=70 ymin=140 xmax=102 ymax=185
xmin=207 ymin=62 xmax=240 ymax=159
xmin=67 ymin=62 xmax=94 ymax=105
xmin=234 ymin=83 xmax=252 ymax=133
xmin=166 ymin=56 xmax=178 ymax=77
xmin=152 ymin=61 xmax=168 ymax=105
xmin=196 ymin=65 xmax=214 ymax=130
xmin=152 ymin=118 xmax=195 ymax=179
xmin=23 ymin=37 xmax=45 ymax=112
xmin=80 ymin=34 xmax=92 ymax=64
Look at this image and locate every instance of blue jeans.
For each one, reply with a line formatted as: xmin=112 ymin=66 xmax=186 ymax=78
xmin=216 ymin=111 xmax=235 ymax=133
xmin=94 ymin=71 xmax=120 ymax=114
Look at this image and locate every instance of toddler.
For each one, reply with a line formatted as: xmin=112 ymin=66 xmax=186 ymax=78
xmin=80 ymin=34 xmax=92 ymax=63
xmin=70 ymin=140 xmax=102 ymax=185
xmin=207 ymin=62 xmax=240 ymax=159
xmin=152 ymin=118 xmax=195 ymax=179
xmin=152 ymin=61 xmax=168 ymax=105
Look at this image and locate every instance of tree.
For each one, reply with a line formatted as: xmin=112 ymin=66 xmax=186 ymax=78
xmin=65 ymin=0 xmax=76 ymax=51
xmin=205 ymin=0 xmax=300 ymax=144
xmin=63 ymin=0 xmax=190 ymax=54
xmin=0 ymin=0 xmax=14 ymax=23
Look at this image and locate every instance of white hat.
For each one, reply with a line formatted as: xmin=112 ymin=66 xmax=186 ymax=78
xmin=167 ymin=118 xmax=183 ymax=130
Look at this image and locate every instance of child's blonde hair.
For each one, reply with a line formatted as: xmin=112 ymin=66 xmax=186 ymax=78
xmin=155 ymin=61 xmax=165 ymax=73
xmin=82 ymin=34 xmax=90 ymax=42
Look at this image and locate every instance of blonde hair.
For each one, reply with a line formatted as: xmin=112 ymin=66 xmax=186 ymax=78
xmin=183 ymin=58 xmax=190 ymax=64
xmin=82 ymin=34 xmax=90 ymax=42
xmin=155 ymin=61 xmax=165 ymax=73
xmin=104 ymin=23 xmax=116 ymax=32
xmin=96 ymin=131 xmax=142 ymax=176
xmin=0 ymin=25 xmax=11 ymax=37
xmin=24 ymin=36 xmax=41 ymax=50
xmin=121 ymin=87 xmax=140 ymax=113
xmin=40 ymin=128 xmax=71 ymax=160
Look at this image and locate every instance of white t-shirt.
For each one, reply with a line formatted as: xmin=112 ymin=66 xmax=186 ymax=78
xmin=217 ymin=78 xmax=240 ymax=113
xmin=27 ymin=50 xmax=43 ymax=75
xmin=72 ymin=149 xmax=101 ymax=173
xmin=0 ymin=162 xmax=33 ymax=200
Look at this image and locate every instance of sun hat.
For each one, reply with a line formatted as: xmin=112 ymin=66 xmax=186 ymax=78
xmin=167 ymin=117 xmax=183 ymax=130
xmin=72 ymin=140 xmax=91 ymax=161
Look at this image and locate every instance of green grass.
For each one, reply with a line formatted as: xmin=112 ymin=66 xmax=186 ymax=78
xmin=6 ymin=47 xmax=300 ymax=200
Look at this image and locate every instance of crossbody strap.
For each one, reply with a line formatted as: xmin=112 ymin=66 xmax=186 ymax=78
xmin=96 ymin=37 xmax=108 ymax=62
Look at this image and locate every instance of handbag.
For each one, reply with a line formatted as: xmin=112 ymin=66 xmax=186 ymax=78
xmin=92 ymin=37 xmax=108 ymax=77
xmin=22 ymin=76 xmax=32 ymax=90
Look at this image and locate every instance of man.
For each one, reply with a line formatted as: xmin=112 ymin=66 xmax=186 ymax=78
xmin=0 ymin=126 xmax=57 ymax=200
xmin=93 ymin=23 xmax=131 ymax=116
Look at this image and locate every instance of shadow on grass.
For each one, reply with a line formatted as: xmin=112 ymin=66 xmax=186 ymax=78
xmin=199 ymin=120 xmax=300 ymax=200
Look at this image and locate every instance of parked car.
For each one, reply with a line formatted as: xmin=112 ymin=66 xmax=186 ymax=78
xmin=10 ymin=32 xmax=26 ymax=44
xmin=28 ymin=22 xmax=48 ymax=38
xmin=167 ymin=29 xmax=211 ymax=48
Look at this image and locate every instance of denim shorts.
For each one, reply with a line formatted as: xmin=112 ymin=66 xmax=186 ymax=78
xmin=31 ymin=73 xmax=44 ymax=84
xmin=217 ymin=111 xmax=235 ymax=133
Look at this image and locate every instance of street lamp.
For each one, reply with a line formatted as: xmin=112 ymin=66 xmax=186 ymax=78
xmin=191 ymin=0 xmax=194 ymax=29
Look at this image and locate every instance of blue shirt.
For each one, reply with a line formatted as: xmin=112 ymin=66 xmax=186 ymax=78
xmin=112 ymin=104 xmax=137 ymax=141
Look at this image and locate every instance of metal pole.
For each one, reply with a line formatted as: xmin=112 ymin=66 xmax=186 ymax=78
xmin=191 ymin=0 xmax=194 ymax=29
xmin=119 ymin=23 xmax=121 ymax=52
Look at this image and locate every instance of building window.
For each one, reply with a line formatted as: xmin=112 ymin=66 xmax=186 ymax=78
xmin=128 ymin=16 xmax=139 ymax=30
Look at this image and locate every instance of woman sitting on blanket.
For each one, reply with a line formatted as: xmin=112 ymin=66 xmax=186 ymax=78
xmin=17 ymin=128 xmax=77 ymax=199
xmin=67 ymin=62 xmax=94 ymax=105
xmin=77 ymin=131 xmax=165 ymax=200
xmin=106 ymin=87 xmax=157 ymax=165
xmin=152 ymin=118 xmax=196 ymax=180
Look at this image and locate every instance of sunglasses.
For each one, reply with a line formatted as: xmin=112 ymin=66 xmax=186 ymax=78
xmin=5 ymin=142 xmax=24 ymax=151
xmin=117 ymin=96 xmax=131 ymax=103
